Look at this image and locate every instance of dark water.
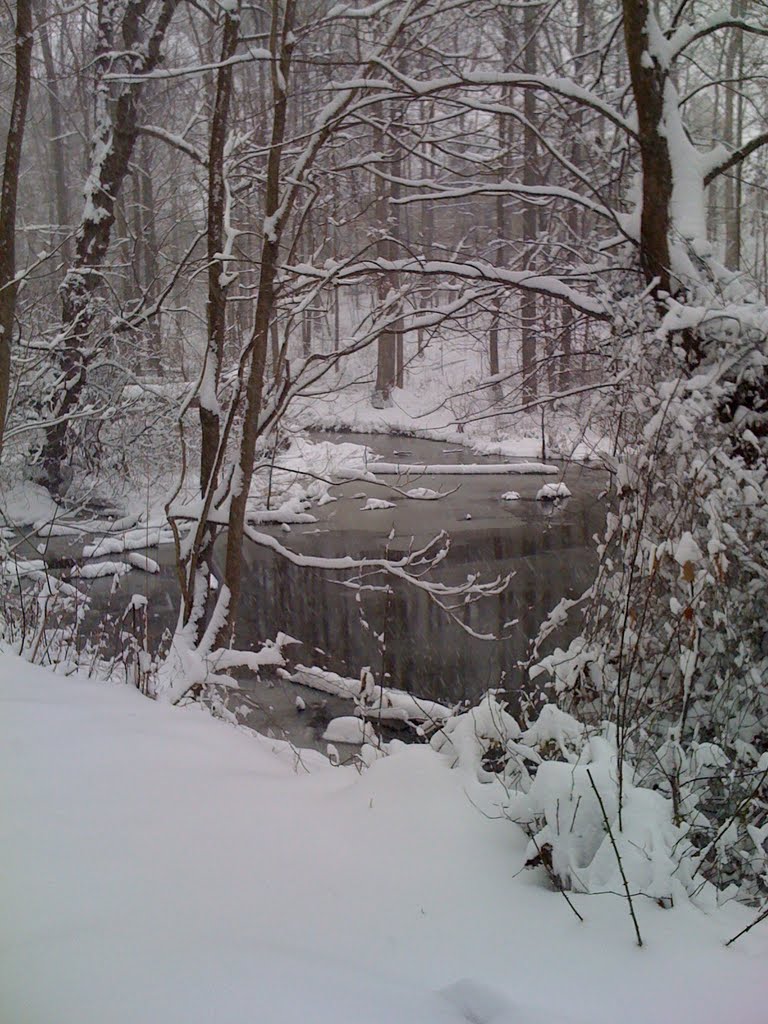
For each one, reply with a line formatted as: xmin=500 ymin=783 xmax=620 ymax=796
xmin=10 ymin=433 xmax=606 ymax=744
xmin=227 ymin=433 xmax=605 ymax=704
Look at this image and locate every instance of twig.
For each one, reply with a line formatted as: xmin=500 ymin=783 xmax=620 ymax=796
xmin=725 ymin=904 xmax=768 ymax=948
xmin=525 ymin=830 xmax=585 ymax=924
xmin=586 ymin=768 xmax=643 ymax=947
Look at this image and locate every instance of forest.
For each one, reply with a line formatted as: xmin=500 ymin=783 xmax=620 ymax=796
xmin=1 ymin=1 xmax=767 ymax=1021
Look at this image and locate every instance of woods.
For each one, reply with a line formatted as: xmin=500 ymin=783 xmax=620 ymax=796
xmin=2 ymin=0 xmax=768 ymax=949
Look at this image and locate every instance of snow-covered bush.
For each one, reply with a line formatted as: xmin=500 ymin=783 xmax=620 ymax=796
xmin=430 ymin=694 xmax=724 ymax=911
xmin=529 ymin=289 xmax=768 ymax=904
xmin=0 ymin=540 xmax=158 ymax=690
xmin=522 ymin=741 xmax=698 ymax=906
xmin=432 ymin=692 xmax=768 ymax=917
xmin=431 ymin=692 xmax=535 ymax=789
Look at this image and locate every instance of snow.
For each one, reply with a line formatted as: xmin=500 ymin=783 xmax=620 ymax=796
xmin=1 ymin=656 xmax=767 ymax=1024
xmin=361 ymin=497 xmax=396 ymax=511
xmin=301 ymin=256 xmax=608 ymax=320
xmin=405 ymin=487 xmax=443 ymax=499
xmin=83 ymin=527 xmax=173 ymax=558
xmin=322 ymin=715 xmax=377 ymax=744
xmin=501 ymin=491 xmax=521 ymax=501
xmin=292 ymin=346 xmax=611 ymax=466
xmin=0 ymin=479 xmax=62 ymax=526
xmin=125 ymin=551 xmax=160 ymax=573
xmin=536 ymin=482 xmax=572 ymax=500
xmin=72 ymin=559 xmax=132 ymax=579
xmin=287 ymin=664 xmax=452 ymax=724
xmin=261 ymin=436 xmax=378 ymax=510
xmin=674 ymin=531 xmax=703 ymax=566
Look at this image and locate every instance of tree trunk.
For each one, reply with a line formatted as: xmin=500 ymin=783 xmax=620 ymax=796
xmin=42 ymin=0 xmax=179 ymax=491
xmin=372 ymin=115 xmax=398 ymax=408
xmin=559 ymin=0 xmax=587 ymax=391
xmin=520 ymin=1 xmax=538 ymax=399
xmin=138 ymin=136 xmax=163 ymax=376
xmin=723 ymin=0 xmax=745 ymax=271
xmin=200 ymin=2 xmax=240 ymax=494
xmin=217 ymin=0 xmax=296 ymax=648
xmin=0 ymin=0 xmax=33 ymax=454
xmin=489 ymin=11 xmax=513 ymax=381
xmin=37 ymin=0 xmax=71 ymax=267
xmin=622 ymin=0 xmax=673 ymax=293
xmin=393 ymin=139 xmax=404 ymax=389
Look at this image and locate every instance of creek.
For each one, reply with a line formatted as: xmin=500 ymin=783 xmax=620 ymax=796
xmin=11 ymin=432 xmax=607 ymax=751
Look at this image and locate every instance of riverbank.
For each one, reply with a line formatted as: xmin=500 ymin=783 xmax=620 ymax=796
xmin=2 ymin=652 xmax=765 ymax=1024
xmin=294 ymin=384 xmax=609 ymax=464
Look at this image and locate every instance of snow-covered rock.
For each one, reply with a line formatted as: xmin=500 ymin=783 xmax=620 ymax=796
xmin=405 ymin=487 xmax=443 ymax=500
xmin=322 ymin=716 xmax=377 ymax=745
xmin=360 ymin=498 xmax=396 ymax=511
xmin=535 ymin=482 xmax=572 ymax=501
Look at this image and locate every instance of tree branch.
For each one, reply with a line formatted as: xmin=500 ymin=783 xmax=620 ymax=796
xmin=704 ymin=130 xmax=768 ymax=186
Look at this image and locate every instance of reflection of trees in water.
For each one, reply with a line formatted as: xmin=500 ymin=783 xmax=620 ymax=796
xmin=234 ymin=503 xmax=600 ymax=705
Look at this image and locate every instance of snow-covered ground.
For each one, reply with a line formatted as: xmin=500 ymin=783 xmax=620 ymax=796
xmin=2 ymin=655 xmax=766 ymax=1024
xmin=293 ymin=347 xmax=610 ymax=463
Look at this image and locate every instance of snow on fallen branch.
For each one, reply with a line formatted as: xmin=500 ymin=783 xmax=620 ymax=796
xmin=285 ymin=664 xmax=452 ymax=726
xmin=336 ymin=462 xmax=559 ymax=477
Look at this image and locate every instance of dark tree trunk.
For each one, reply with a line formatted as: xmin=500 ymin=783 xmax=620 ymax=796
xmin=489 ymin=11 xmax=513 ymax=381
xmin=0 ymin=0 xmax=33 ymax=453
xmin=723 ymin=0 xmax=745 ymax=271
xmin=559 ymin=0 xmax=587 ymax=391
xmin=218 ymin=0 xmax=296 ymax=648
xmin=622 ymin=0 xmax=673 ymax=293
xmin=138 ymin=136 xmax=163 ymax=376
xmin=393 ymin=145 xmax=404 ymax=389
xmin=42 ymin=0 xmax=179 ymax=491
xmin=200 ymin=3 xmax=240 ymax=495
xmin=372 ymin=115 xmax=398 ymax=407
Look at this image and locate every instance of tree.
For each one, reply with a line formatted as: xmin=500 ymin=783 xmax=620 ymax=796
xmin=41 ymin=0 xmax=180 ymax=491
xmin=157 ymin=0 xmax=518 ymax=697
xmin=0 ymin=0 xmax=33 ymax=453
xmin=200 ymin=0 xmax=240 ymax=494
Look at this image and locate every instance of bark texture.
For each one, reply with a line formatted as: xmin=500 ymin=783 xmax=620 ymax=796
xmin=622 ymin=0 xmax=673 ymax=293
xmin=37 ymin=1 xmax=71 ymax=266
xmin=520 ymin=0 xmax=538 ymax=399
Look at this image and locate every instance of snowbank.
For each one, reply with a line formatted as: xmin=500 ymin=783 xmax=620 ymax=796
xmin=293 ymin=366 xmax=610 ymax=464
xmin=2 ymin=656 xmax=766 ymax=1024
xmin=0 ymin=479 xmax=62 ymax=526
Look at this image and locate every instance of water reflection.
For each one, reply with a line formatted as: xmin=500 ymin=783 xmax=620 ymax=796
xmin=51 ymin=433 xmax=605 ymax=709
xmin=232 ymin=500 xmax=601 ymax=704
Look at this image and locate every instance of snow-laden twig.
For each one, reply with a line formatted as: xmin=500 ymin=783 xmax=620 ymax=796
xmin=586 ymin=768 xmax=643 ymax=948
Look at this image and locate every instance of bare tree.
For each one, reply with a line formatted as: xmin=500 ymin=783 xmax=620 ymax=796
xmin=200 ymin=0 xmax=240 ymax=494
xmin=41 ymin=0 xmax=180 ymax=490
xmin=36 ymin=0 xmax=71 ymax=266
xmin=0 ymin=0 xmax=33 ymax=453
